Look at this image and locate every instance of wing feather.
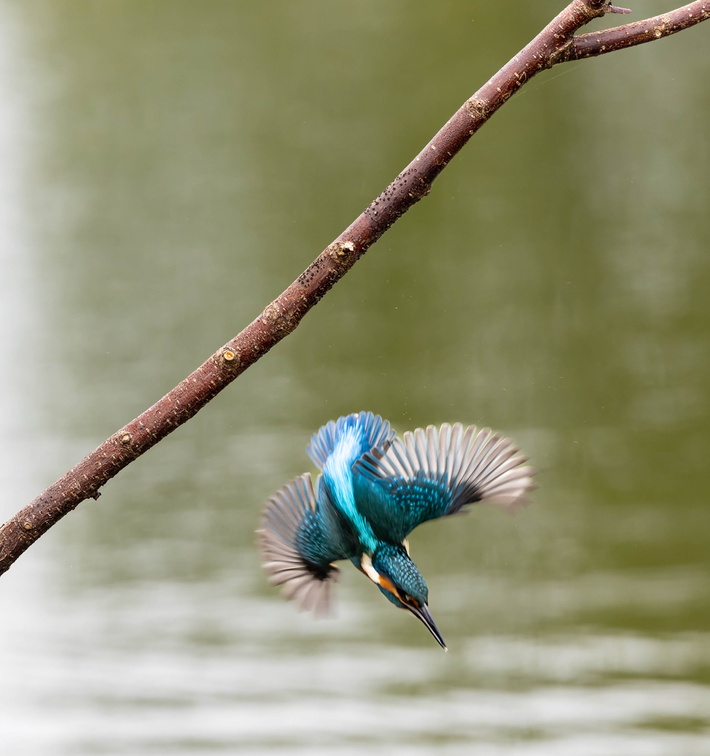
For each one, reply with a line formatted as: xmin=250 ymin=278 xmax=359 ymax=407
xmin=259 ymin=472 xmax=344 ymax=616
xmin=354 ymin=424 xmax=536 ymax=539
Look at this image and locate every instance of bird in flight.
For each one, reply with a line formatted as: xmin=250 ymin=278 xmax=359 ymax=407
xmin=259 ymin=412 xmax=535 ymax=649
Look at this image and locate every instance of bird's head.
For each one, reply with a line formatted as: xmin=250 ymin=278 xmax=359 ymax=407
xmin=360 ymin=543 xmax=447 ymax=650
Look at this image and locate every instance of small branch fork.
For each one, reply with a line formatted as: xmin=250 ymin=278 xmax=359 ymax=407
xmin=1 ymin=0 xmax=707 ymax=576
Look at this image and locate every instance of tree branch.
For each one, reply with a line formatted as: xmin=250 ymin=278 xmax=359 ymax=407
xmin=1 ymin=0 xmax=707 ymax=576
xmin=566 ymin=1 xmax=710 ymax=59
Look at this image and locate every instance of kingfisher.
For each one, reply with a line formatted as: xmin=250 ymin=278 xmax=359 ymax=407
xmin=259 ymin=412 xmax=535 ymax=650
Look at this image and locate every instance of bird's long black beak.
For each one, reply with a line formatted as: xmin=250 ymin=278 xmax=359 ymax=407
xmin=409 ymin=602 xmax=447 ymax=651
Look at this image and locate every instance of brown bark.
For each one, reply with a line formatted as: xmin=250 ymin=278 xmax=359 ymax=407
xmin=567 ymin=1 xmax=710 ymax=60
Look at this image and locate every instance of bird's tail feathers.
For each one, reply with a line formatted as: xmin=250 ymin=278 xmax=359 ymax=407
xmin=306 ymin=411 xmax=395 ymax=470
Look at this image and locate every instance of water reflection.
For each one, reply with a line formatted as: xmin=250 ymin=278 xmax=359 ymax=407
xmin=3 ymin=574 xmax=710 ymax=754
xmin=1 ymin=1 xmax=709 ymax=754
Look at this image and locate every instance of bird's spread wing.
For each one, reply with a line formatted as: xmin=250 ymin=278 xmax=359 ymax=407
xmin=353 ymin=423 xmax=535 ymax=541
xmin=259 ymin=472 xmax=347 ymax=616
xmin=306 ymin=411 xmax=395 ymax=470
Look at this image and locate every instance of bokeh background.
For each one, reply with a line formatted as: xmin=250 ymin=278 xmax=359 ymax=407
xmin=1 ymin=2 xmax=708 ymax=754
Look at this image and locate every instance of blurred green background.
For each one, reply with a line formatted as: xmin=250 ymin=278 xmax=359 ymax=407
xmin=0 ymin=2 xmax=708 ymax=754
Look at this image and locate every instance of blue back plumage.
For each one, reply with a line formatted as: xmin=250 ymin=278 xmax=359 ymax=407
xmin=307 ymin=412 xmax=394 ymax=470
xmin=306 ymin=413 xmax=395 ymax=555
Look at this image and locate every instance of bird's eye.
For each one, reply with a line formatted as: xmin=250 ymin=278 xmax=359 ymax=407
xmin=398 ymin=591 xmax=420 ymax=609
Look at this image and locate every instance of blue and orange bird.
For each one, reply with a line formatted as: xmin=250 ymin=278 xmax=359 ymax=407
xmin=259 ymin=412 xmax=535 ymax=649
